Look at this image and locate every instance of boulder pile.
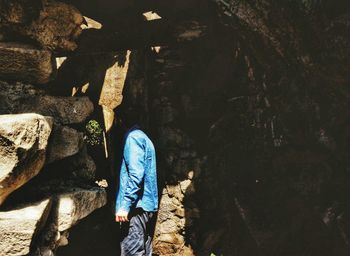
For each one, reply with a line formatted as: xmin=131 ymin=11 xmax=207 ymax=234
xmin=0 ymin=1 xmax=107 ymax=255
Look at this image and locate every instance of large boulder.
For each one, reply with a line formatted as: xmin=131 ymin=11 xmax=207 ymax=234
xmin=0 ymin=199 xmax=52 ymax=256
xmin=0 ymin=81 xmax=94 ymax=124
xmin=55 ymin=188 xmax=107 ymax=231
xmin=0 ymin=42 xmax=56 ymax=84
xmin=0 ymin=0 xmax=42 ymax=25
xmin=0 ymin=113 xmax=53 ymax=205
xmin=4 ymin=0 xmax=84 ymax=51
xmin=19 ymin=95 xmax=93 ymax=125
xmin=46 ymin=125 xmax=84 ymax=164
xmin=31 ymin=187 xmax=107 ymax=254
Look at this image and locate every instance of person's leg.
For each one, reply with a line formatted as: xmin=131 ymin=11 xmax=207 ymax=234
xmin=144 ymin=212 xmax=156 ymax=256
xmin=120 ymin=210 xmax=147 ymax=256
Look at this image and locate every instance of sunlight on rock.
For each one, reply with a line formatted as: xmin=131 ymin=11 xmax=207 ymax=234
xmin=99 ymin=51 xmax=131 ymax=133
xmin=56 ymin=57 xmax=67 ymax=69
xmin=96 ymin=179 xmax=108 ymax=188
xmin=81 ymin=83 xmax=90 ymax=93
xmin=57 ymin=196 xmax=75 ymax=232
xmin=0 ymin=199 xmax=51 ymax=219
xmin=81 ymin=16 xmax=102 ymax=30
xmin=0 ymin=199 xmax=52 ymax=255
xmin=71 ymin=87 xmax=77 ymax=96
xmin=143 ymin=11 xmax=162 ymax=21
xmin=154 ymin=170 xmax=196 ymax=255
xmin=56 ymin=189 xmax=107 ymax=232
xmin=152 ymin=46 xmax=162 ymax=53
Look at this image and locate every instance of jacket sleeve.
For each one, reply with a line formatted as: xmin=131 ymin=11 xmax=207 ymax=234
xmin=119 ymin=135 xmax=145 ymax=212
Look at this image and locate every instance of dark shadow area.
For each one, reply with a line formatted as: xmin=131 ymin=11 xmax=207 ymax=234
xmin=57 ymin=206 xmax=120 ymax=256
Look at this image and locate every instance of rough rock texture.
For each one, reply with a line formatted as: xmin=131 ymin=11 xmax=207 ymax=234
xmin=2 ymin=186 xmax=107 ymax=255
xmin=3 ymin=0 xmax=84 ymax=51
xmin=0 ymin=42 xmax=55 ymax=84
xmin=0 ymin=199 xmax=52 ymax=256
xmin=75 ymin=19 xmax=207 ymax=52
xmin=55 ymin=188 xmax=107 ymax=232
xmin=131 ymin=1 xmax=350 ymax=255
xmin=154 ymin=181 xmax=196 ymax=255
xmin=0 ymin=113 xmax=53 ymax=206
xmin=146 ymin=46 xmax=202 ymax=255
xmin=42 ymin=145 xmax=96 ymax=182
xmin=0 ymin=81 xmax=94 ymax=124
xmin=64 ymin=146 xmax=96 ymax=181
xmin=190 ymin=1 xmax=350 ymax=255
xmin=98 ymin=50 xmax=130 ymax=131
xmin=23 ymin=187 xmax=106 ymax=255
xmin=0 ymin=0 xmax=42 ymax=25
xmin=46 ymin=125 xmax=84 ymax=164
xmin=107 ymin=2 xmax=350 ymax=254
xmin=22 ymin=95 xmax=93 ymax=125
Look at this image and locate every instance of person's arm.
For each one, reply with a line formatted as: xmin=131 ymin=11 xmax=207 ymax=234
xmin=116 ymin=135 xmax=145 ymax=221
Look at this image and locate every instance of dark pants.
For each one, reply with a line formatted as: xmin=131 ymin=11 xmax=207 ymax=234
xmin=120 ymin=209 xmax=156 ymax=256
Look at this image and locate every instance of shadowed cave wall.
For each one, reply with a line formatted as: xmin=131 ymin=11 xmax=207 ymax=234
xmin=60 ymin=1 xmax=350 ymax=254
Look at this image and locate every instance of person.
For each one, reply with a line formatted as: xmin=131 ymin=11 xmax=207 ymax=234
xmin=114 ymin=108 xmax=158 ymax=256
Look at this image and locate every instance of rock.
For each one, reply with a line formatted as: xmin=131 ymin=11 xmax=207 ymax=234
xmin=46 ymin=125 xmax=84 ymax=164
xmin=70 ymin=147 xmax=96 ymax=181
xmin=156 ymin=218 xmax=179 ymax=236
xmin=99 ymin=50 xmax=131 ymax=131
xmin=0 ymin=42 xmax=55 ymax=84
xmin=180 ymin=179 xmax=192 ymax=194
xmin=56 ymin=231 xmax=69 ymax=247
xmin=45 ymin=146 xmax=96 ymax=182
xmin=0 ymin=199 xmax=52 ymax=256
xmin=0 ymin=113 xmax=53 ymax=205
xmin=5 ymin=0 xmax=84 ymax=51
xmin=153 ymin=233 xmax=185 ymax=255
xmin=0 ymin=81 xmax=94 ymax=124
xmin=34 ymin=247 xmax=55 ymax=256
xmin=21 ymin=95 xmax=94 ymax=125
xmin=0 ymin=0 xmax=42 ymax=25
xmin=76 ymin=19 xmax=207 ymax=52
xmin=0 ymin=80 xmax=45 ymax=97
xmin=81 ymin=16 xmax=102 ymax=30
xmin=55 ymin=188 xmax=107 ymax=231
xmin=166 ymin=184 xmax=184 ymax=202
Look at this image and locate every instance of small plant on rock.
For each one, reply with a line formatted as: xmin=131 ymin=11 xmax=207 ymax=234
xmin=84 ymin=119 xmax=103 ymax=146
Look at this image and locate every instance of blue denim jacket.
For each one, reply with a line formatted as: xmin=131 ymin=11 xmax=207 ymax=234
xmin=115 ymin=127 xmax=158 ymax=213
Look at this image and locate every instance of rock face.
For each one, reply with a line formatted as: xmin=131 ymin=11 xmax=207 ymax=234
xmin=0 ymin=42 xmax=55 ymax=84
xmin=0 ymin=0 xmax=42 ymax=25
xmin=21 ymin=96 xmax=93 ymax=125
xmin=63 ymin=146 xmax=96 ymax=181
xmin=46 ymin=126 xmax=84 ymax=164
xmin=0 ymin=113 xmax=53 ymax=205
xmin=0 ymin=199 xmax=52 ymax=256
xmin=3 ymin=0 xmax=84 ymax=51
xmin=0 ymin=81 xmax=94 ymax=124
xmin=43 ymin=146 xmax=96 ymax=182
xmin=0 ymin=2 xmax=104 ymax=255
xmin=55 ymin=188 xmax=107 ymax=232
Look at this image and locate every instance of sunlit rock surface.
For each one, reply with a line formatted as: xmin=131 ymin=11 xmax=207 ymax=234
xmin=0 ymin=113 xmax=53 ymax=206
xmin=0 ymin=199 xmax=52 ymax=256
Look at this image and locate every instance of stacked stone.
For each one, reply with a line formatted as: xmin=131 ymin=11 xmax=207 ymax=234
xmin=0 ymin=1 xmax=107 ymax=255
xmin=145 ymin=46 xmax=203 ymax=256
